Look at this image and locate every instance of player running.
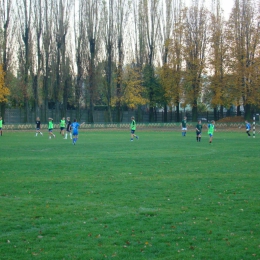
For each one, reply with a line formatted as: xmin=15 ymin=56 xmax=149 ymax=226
xmin=48 ymin=118 xmax=56 ymax=139
xmin=35 ymin=117 xmax=43 ymax=136
xmin=71 ymin=119 xmax=85 ymax=145
xmin=130 ymin=116 xmax=139 ymax=141
xmin=245 ymin=120 xmax=251 ymax=137
xmin=60 ymin=117 xmax=66 ymax=137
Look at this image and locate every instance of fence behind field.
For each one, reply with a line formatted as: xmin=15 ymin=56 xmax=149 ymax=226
xmin=3 ymin=108 xmax=246 ymax=124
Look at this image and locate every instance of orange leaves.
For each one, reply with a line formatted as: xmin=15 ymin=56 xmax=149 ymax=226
xmin=113 ymin=65 xmax=148 ymax=109
xmin=0 ymin=64 xmax=10 ymax=103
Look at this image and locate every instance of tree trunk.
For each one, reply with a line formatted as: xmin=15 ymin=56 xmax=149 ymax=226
xmin=220 ymin=105 xmax=224 ymax=118
xmin=237 ymin=105 xmax=241 ymax=116
xmin=0 ymin=103 xmax=6 ymax=123
xmin=163 ymin=104 xmax=167 ymax=122
xmin=213 ymin=107 xmax=218 ymax=121
xmin=244 ymin=104 xmax=251 ymax=120
xmin=192 ymin=100 xmax=198 ymax=122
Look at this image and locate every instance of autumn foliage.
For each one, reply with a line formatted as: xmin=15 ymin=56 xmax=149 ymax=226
xmin=0 ymin=64 xmax=10 ymax=103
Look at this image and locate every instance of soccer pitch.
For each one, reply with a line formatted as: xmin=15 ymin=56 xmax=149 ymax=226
xmin=0 ymin=130 xmax=259 ymax=259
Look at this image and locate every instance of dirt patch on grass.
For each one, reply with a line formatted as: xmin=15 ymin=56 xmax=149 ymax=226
xmin=217 ymin=116 xmax=245 ymax=123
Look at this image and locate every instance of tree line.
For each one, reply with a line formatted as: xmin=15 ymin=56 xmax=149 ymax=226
xmin=0 ymin=0 xmax=260 ymax=123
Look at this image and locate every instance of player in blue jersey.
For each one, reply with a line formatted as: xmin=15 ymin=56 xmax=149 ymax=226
xmin=71 ymin=119 xmax=85 ymax=145
xmin=245 ymin=121 xmax=251 ymax=137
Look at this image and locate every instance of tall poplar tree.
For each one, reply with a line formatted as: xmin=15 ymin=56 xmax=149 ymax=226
xmin=227 ymin=0 xmax=260 ymax=119
xmin=0 ymin=0 xmax=13 ymax=120
xmin=183 ymin=0 xmax=208 ymax=121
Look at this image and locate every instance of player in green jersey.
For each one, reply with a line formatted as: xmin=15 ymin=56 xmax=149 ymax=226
xmin=207 ymin=120 xmax=215 ymax=143
xmin=60 ymin=117 xmax=66 ymax=137
xmin=0 ymin=117 xmax=3 ymax=136
xmin=196 ymin=120 xmax=202 ymax=142
xmin=181 ymin=116 xmax=187 ymax=136
xmin=130 ymin=116 xmax=139 ymax=141
xmin=48 ymin=118 xmax=56 ymax=139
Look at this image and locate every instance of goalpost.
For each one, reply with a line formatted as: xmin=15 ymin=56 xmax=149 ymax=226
xmin=253 ymin=116 xmax=255 ymax=138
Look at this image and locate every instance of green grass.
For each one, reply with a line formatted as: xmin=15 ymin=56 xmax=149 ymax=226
xmin=0 ymin=129 xmax=259 ymax=260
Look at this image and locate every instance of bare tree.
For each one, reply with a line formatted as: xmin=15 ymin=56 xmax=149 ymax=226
xmin=16 ymin=0 xmax=33 ymax=123
xmin=73 ymin=0 xmax=85 ymax=120
xmin=159 ymin=0 xmax=183 ymax=121
xmin=114 ymin=0 xmax=130 ymax=122
xmin=42 ymin=0 xmax=54 ymax=121
xmin=160 ymin=0 xmax=184 ymax=122
xmin=142 ymin=0 xmax=161 ymax=122
xmin=31 ymin=0 xmax=42 ymax=117
xmin=103 ymin=0 xmax=115 ymax=122
xmin=132 ymin=0 xmax=146 ymax=68
xmin=52 ymin=0 xmax=72 ymax=119
xmin=85 ymin=0 xmax=102 ymax=123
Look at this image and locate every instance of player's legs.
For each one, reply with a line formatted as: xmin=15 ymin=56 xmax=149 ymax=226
xmin=0 ymin=127 xmax=2 ymax=136
xmin=197 ymin=131 xmax=201 ymax=142
xmin=182 ymin=128 xmax=187 ymax=136
xmin=130 ymin=130 xmax=134 ymax=141
xmin=246 ymin=129 xmax=251 ymax=136
xmin=49 ymin=129 xmax=55 ymax=139
xmin=36 ymin=128 xmax=43 ymax=136
xmin=72 ymin=131 xmax=78 ymax=144
xmin=209 ymin=133 xmax=213 ymax=143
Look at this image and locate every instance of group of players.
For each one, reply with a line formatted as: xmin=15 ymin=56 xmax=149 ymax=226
xmin=35 ymin=117 xmax=84 ymax=145
xmin=0 ymin=115 xmax=250 ymax=144
xmin=181 ymin=117 xmax=215 ymax=143
xmin=181 ymin=117 xmax=252 ymax=143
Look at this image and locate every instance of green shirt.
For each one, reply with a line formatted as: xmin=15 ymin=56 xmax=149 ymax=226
xmin=130 ymin=120 xmax=136 ymax=130
xmin=208 ymin=124 xmax=215 ymax=134
xmin=182 ymin=120 xmax=187 ymax=128
xmin=60 ymin=119 xmax=65 ymax=127
xmin=196 ymin=124 xmax=202 ymax=132
xmin=0 ymin=120 xmax=2 ymax=128
xmin=49 ymin=121 xmax=54 ymax=129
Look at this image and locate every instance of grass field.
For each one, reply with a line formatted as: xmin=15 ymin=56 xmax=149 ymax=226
xmin=0 ymin=129 xmax=259 ymax=260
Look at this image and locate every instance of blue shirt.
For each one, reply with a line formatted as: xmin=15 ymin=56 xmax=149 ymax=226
xmin=246 ymin=123 xmax=251 ymax=130
xmin=71 ymin=122 xmax=80 ymax=130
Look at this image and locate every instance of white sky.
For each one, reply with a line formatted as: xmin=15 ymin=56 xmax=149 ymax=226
xmin=185 ymin=0 xmax=234 ymax=18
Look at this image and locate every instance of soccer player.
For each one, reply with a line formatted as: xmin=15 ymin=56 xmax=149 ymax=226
xmin=48 ymin=118 xmax=56 ymax=139
xmin=130 ymin=116 xmax=139 ymax=141
xmin=60 ymin=117 xmax=66 ymax=136
xmin=64 ymin=117 xmax=72 ymax=139
xmin=196 ymin=120 xmax=202 ymax=142
xmin=71 ymin=119 xmax=85 ymax=145
xmin=0 ymin=116 xmax=3 ymax=136
xmin=181 ymin=116 xmax=187 ymax=136
xmin=35 ymin=117 xmax=43 ymax=136
xmin=207 ymin=120 xmax=215 ymax=143
xmin=245 ymin=120 xmax=251 ymax=137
